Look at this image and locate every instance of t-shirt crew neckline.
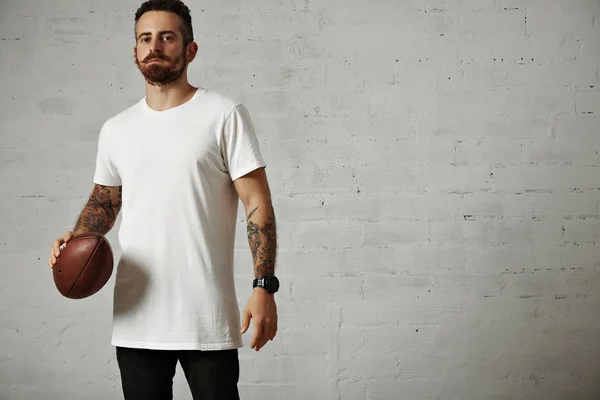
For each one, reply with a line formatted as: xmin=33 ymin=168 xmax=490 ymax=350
xmin=142 ymin=87 xmax=206 ymax=114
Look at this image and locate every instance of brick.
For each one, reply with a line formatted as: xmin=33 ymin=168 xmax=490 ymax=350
xmin=289 ymin=220 xmax=362 ymax=250
xmin=368 ymin=86 xmax=423 ymax=119
xmin=393 ymin=353 xmax=448 ymax=377
xmin=579 ymin=34 xmax=600 ymax=66
xmin=462 ymin=219 xmax=564 ymax=246
xmin=456 ymin=141 xmax=521 ymax=166
xmin=490 ymin=32 xmax=566 ymax=64
xmin=563 ymin=218 xmax=600 ymax=243
xmin=367 ymin=379 xmax=438 ymax=400
xmin=462 ymin=295 xmax=541 ymax=322
xmin=362 ymin=275 xmax=431 ymax=301
xmin=433 ymin=89 xmax=506 ymax=141
xmin=293 ymin=89 xmax=371 ymax=120
xmin=281 ymin=327 xmax=331 ymax=356
xmin=461 ymin=191 xmax=599 ymax=217
xmin=343 ymin=116 xmax=414 ymax=141
xmin=539 ymin=60 xmax=598 ymax=87
xmin=527 ymin=8 xmax=595 ymax=39
xmin=338 ymin=353 xmax=400 ymax=379
xmin=431 ymin=274 xmax=504 ymax=296
xmin=339 ymin=326 xmax=435 ymax=361
xmin=292 ymin=276 xmax=363 ymax=302
xmin=501 ymin=272 xmax=597 ymax=297
xmin=460 ymin=10 xmax=525 ymax=35
xmin=337 ymin=379 xmax=367 ymax=400
xmin=0 ymin=195 xmax=40 ymax=226
xmin=522 ymin=141 xmax=598 ymax=166
xmin=557 ymin=114 xmax=600 ymax=142
xmin=362 ymin=221 xmax=427 ymax=247
xmin=462 ymin=193 xmax=530 ymax=216
xmin=281 ymin=249 xmax=341 ymax=277
xmin=496 ymin=0 xmax=556 ymax=9
xmin=309 ymin=140 xmax=391 ymax=168
xmin=240 ymin=355 xmax=329 ymax=384
xmin=492 ymin=166 xmax=600 ymax=191
xmin=502 ymin=87 xmax=575 ymax=119
xmin=355 ymin=166 xmax=422 ymax=194
xmin=340 ymin=301 xmax=396 ymax=327
xmin=382 ymin=193 xmax=463 ymax=219
xmin=388 ymin=141 xmax=456 ymax=165
xmin=275 ymin=165 xmax=356 ymax=196
xmin=466 ymin=245 xmax=535 ymax=273
xmin=422 ymin=166 xmax=491 ymax=192
xmin=329 ymin=248 xmax=396 ymax=276
xmin=533 ymin=244 xmax=600 ymax=270
xmin=393 ymin=245 xmax=466 ymax=274
xmin=532 ymin=192 xmax=600 ymax=215
xmin=277 ymin=302 xmax=331 ymax=328
xmin=276 ymin=193 xmax=382 ymax=222
xmin=427 ymin=0 xmax=495 ymax=12
xmin=575 ymin=89 xmax=600 ymax=114
xmin=484 ymin=116 xmax=552 ymax=140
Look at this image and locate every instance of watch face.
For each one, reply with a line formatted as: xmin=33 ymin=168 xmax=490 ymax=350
xmin=266 ymin=276 xmax=279 ymax=292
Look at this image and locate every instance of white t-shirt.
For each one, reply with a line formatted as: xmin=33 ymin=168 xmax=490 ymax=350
xmin=93 ymin=88 xmax=266 ymax=350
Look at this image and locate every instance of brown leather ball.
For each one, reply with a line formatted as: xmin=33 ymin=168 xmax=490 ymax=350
xmin=53 ymin=232 xmax=114 ymax=299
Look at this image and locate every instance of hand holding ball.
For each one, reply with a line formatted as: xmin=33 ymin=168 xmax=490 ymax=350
xmin=52 ymin=232 xmax=114 ymax=299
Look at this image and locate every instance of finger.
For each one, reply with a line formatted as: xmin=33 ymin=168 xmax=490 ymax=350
xmin=270 ymin=319 xmax=278 ymax=340
xmin=257 ymin=321 xmax=271 ymax=351
xmin=240 ymin=309 xmax=251 ymax=334
xmin=251 ymin=321 xmax=263 ymax=349
xmin=53 ymin=241 xmax=62 ymax=257
xmin=264 ymin=320 xmax=274 ymax=345
xmin=257 ymin=333 xmax=269 ymax=351
xmin=264 ymin=321 xmax=274 ymax=344
xmin=64 ymin=232 xmax=73 ymax=242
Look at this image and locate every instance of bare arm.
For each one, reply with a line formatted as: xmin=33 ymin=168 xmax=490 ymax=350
xmin=73 ymin=184 xmax=122 ymax=235
xmin=246 ymin=203 xmax=277 ymax=278
xmin=233 ymin=168 xmax=277 ymax=278
xmin=235 ymin=168 xmax=279 ymax=352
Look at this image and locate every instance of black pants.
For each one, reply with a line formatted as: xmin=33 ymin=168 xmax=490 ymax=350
xmin=116 ymin=346 xmax=240 ymax=400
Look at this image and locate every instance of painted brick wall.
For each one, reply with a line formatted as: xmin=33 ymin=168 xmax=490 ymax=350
xmin=1 ymin=0 xmax=599 ymax=399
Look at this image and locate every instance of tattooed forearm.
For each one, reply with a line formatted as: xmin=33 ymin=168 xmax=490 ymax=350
xmin=246 ymin=204 xmax=277 ymax=278
xmin=73 ymin=185 xmax=121 ymax=235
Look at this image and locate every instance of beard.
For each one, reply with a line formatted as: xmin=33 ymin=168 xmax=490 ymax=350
xmin=135 ymin=48 xmax=187 ymax=86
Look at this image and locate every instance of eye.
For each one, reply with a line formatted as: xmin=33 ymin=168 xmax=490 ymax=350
xmin=162 ymin=35 xmax=173 ymax=41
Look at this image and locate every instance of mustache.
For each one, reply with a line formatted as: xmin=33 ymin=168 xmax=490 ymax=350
xmin=143 ymin=53 xmax=170 ymax=63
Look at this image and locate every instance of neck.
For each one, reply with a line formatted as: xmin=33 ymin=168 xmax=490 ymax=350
xmin=144 ymin=74 xmax=197 ymax=111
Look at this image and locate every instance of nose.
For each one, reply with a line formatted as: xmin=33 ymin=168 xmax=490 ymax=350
xmin=149 ymin=36 xmax=163 ymax=53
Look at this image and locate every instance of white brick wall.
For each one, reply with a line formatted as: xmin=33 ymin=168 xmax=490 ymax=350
xmin=1 ymin=0 xmax=599 ymax=399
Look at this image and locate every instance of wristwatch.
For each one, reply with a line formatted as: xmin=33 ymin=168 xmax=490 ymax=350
xmin=253 ymin=275 xmax=280 ymax=294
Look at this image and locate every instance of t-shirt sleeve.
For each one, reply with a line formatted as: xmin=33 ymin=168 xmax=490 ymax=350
xmin=93 ymin=121 xmax=122 ymax=186
xmin=221 ymin=104 xmax=267 ymax=181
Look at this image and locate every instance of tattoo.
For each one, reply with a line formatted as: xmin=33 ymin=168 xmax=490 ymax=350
xmin=248 ymin=206 xmax=259 ymax=220
xmin=246 ymin=204 xmax=277 ymax=278
xmin=247 ymin=221 xmax=261 ymax=263
xmin=114 ymin=186 xmax=123 ymax=211
xmin=74 ymin=185 xmax=120 ymax=235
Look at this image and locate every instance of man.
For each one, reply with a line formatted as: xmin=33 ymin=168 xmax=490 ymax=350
xmin=47 ymin=0 xmax=279 ymax=398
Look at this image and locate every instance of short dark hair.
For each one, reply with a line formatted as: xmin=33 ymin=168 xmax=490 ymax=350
xmin=134 ymin=0 xmax=194 ymax=46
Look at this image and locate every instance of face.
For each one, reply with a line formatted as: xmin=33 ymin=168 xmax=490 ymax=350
xmin=134 ymin=11 xmax=195 ymax=86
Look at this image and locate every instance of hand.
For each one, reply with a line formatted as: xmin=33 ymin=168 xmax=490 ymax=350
xmin=240 ymin=287 xmax=278 ymax=352
xmin=48 ymin=231 xmax=74 ymax=269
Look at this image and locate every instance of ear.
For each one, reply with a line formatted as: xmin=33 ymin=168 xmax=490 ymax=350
xmin=186 ymin=42 xmax=198 ymax=63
